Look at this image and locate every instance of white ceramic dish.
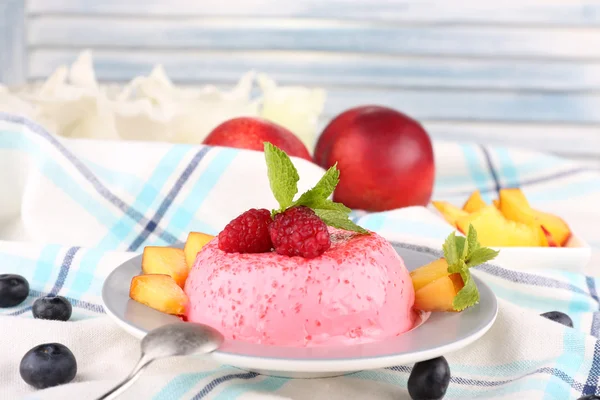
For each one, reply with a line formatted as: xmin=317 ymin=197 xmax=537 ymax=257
xmin=102 ymin=242 xmax=498 ymax=379
xmin=490 ymin=234 xmax=591 ymax=273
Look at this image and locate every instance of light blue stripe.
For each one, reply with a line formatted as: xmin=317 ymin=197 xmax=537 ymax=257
xmin=97 ymin=145 xmax=190 ymax=249
xmin=64 ymin=248 xmax=106 ymax=298
xmin=493 ymin=147 xmax=519 ymax=187
xmin=358 ymin=213 xmax=386 ymax=232
xmin=0 ymin=131 xmax=123 ymax=230
xmin=81 ymin=157 xmax=145 ymax=194
xmin=526 ymin=177 xmax=600 ymax=203
xmin=162 ymin=147 xmax=239 ymax=239
xmin=153 ymin=368 xmax=224 ymax=400
xmin=214 ymin=376 xmax=290 ymax=400
xmin=460 ymin=144 xmax=491 ymax=200
xmin=32 ymin=245 xmax=62 ymax=292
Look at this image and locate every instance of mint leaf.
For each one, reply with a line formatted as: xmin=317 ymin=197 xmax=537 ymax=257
xmin=294 ymin=165 xmax=339 ymax=207
xmin=442 ymin=232 xmax=459 ymax=267
xmin=307 ymin=198 xmax=351 ymax=214
xmin=447 ymin=259 xmax=467 ymax=275
xmin=466 ymin=247 xmax=500 ymax=268
xmin=264 ymin=142 xmax=299 ymax=210
xmin=452 ymin=271 xmax=480 ymax=311
xmin=465 ymin=224 xmax=480 ymax=259
xmin=313 ymin=209 xmax=368 ymax=234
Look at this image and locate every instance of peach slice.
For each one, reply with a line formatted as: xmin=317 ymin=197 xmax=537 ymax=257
xmin=456 ymin=206 xmax=540 ymax=247
xmin=184 ymin=232 xmax=215 ymax=268
xmin=498 ymin=188 xmax=535 ymax=225
xmin=410 ymin=258 xmax=449 ymax=291
xmin=414 ymin=274 xmax=464 ymax=312
xmin=129 ymin=274 xmax=188 ymax=315
xmin=432 ymin=201 xmax=469 ymax=227
xmin=534 ymin=211 xmax=571 ymax=246
xmin=142 ymin=247 xmax=188 ymax=288
xmin=462 ymin=190 xmax=487 ymax=213
xmin=492 ymin=199 xmax=500 ymax=209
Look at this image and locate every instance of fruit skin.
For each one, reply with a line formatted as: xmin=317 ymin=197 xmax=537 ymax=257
xmin=407 ymin=356 xmax=451 ymax=400
xmin=184 ymin=232 xmax=215 ymax=267
xmin=413 ymin=274 xmax=464 ymax=312
xmin=20 ymin=343 xmax=77 ymax=389
xmin=541 ymin=311 xmax=573 ymax=328
xmin=269 ymin=206 xmax=331 ymax=258
xmin=32 ymin=296 xmax=72 ymax=321
xmin=432 ymin=202 xmax=468 ymax=228
xmin=410 ymin=258 xmax=449 ymax=292
xmin=129 ymin=274 xmax=188 ymax=315
xmin=203 ymin=117 xmax=312 ymax=162
xmin=463 ymin=190 xmax=487 ymax=213
xmin=314 ymin=105 xmax=434 ymax=211
xmin=0 ymin=274 xmax=30 ymax=307
xmin=534 ymin=210 xmax=571 ymax=246
xmin=218 ymin=208 xmax=273 ymax=254
xmin=142 ymin=247 xmax=189 ymax=288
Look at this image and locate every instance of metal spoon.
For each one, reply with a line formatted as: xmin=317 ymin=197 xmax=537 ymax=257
xmin=95 ymin=322 xmax=224 ymax=400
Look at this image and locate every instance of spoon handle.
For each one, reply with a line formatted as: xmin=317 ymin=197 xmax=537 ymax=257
xmin=95 ymin=355 xmax=154 ymax=400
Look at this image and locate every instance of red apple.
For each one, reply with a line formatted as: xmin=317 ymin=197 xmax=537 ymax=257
xmin=203 ymin=117 xmax=312 ymax=161
xmin=315 ymin=105 xmax=435 ymax=211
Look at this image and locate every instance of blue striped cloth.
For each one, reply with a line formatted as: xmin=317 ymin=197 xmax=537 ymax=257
xmin=1 ymin=112 xmax=600 ymax=400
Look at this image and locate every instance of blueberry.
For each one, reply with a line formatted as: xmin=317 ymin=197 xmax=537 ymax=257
xmin=32 ymin=296 xmax=72 ymax=321
xmin=577 ymin=396 xmax=600 ymax=400
xmin=0 ymin=274 xmax=29 ymax=307
xmin=541 ymin=311 xmax=573 ymax=328
xmin=408 ymin=356 xmax=450 ymax=400
xmin=20 ymin=343 xmax=77 ymax=389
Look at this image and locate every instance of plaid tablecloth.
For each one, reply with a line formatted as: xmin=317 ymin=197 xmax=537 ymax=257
xmin=1 ymin=112 xmax=600 ymax=400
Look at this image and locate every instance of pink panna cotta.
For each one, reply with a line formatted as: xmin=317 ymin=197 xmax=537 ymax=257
xmin=184 ymin=229 xmax=416 ymax=347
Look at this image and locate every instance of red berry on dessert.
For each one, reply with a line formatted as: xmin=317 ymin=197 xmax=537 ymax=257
xmin=218 ymin=208 xmax=273 ymax=254
xmin=269 ymin=206 xmax=331 ymax=259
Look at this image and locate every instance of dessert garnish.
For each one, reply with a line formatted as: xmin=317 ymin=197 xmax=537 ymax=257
xmin=442 ymin=226 xmax=499 ymax=311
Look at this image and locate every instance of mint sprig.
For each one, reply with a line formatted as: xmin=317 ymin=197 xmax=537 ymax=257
xmin=443 ymin=225 xmax=499 ymax=311
xmin=264 ymin=142 xmax=367 ymax=234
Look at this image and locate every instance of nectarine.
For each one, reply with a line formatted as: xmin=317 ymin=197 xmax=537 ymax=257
xmin=142 ymin=247 xmax=189 ymax=288
xmin=410 ymin=258 xmax=450 ymax=291
xmin=203 ymin=117 xmax=312 ymax=161
xmin=463 ymin=190 xmax=487 ymax=213
xmin=183 ymin=232 xmax=215 ymax=268
xmin=413 ymin=274 xmax=464 ymax=312
xmin=129 ymin=274 xmax=188 ymax=315
xmin=432 ymin=202 xmax=468 ymax=227
xmin=314 ymin=106 xmax=434 ymax=211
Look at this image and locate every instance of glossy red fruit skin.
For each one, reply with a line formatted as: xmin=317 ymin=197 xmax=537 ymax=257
xmin=203 ymin=117 xmax=312 ymax=162
xmin=315 ymin=105 xmax=435 ymax=212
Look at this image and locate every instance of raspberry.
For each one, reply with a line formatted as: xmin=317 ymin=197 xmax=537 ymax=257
xmin=218 ymin=208 xmax=273 ymax=253
xmin=269 ymin=206 xmax=331 ymax=259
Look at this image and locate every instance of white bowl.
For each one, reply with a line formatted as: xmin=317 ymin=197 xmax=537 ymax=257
xmin=490 ymin=234 xmax=591 ymax=273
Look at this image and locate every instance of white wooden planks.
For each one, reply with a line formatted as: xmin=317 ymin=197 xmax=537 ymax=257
xmin=27 ymin=50 xmax=600 ymax=91
xmin=26 ymin=0 xmax=600 ymax=26
xmin=28 ymin=16 xmax=600 ymax=60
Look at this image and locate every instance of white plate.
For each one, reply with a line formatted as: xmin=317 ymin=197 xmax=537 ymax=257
xmin=102 ymin=242 xmax=498 ymax=378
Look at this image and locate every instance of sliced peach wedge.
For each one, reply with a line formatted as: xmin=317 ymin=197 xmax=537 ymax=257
xmin=184 ymin=232 xmax=215 ymax=268
xmin=462 ymin=190 xmax=487 ymax=213
xmin=432 ymin=201 xmax=468 ymax=228
xmin=456 ymin=206 xmax=541 ymax=247
xmin=142 ymin=247 xmax=189 ymax=288
xmin=410 ymin=227 xmax=499 ymax=313
xmin=414 ymin=274 xmax=464 ymax=313
xmin=129 ymin=274 xmax=188 ymax=315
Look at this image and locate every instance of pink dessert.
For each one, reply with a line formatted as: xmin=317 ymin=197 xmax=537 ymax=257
xmin=185 ymin=229 xmax=416 ymax=347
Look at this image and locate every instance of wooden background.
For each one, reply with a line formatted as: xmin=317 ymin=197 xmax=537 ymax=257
xmin=1 ymin=0 xmax=600 ymax=166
